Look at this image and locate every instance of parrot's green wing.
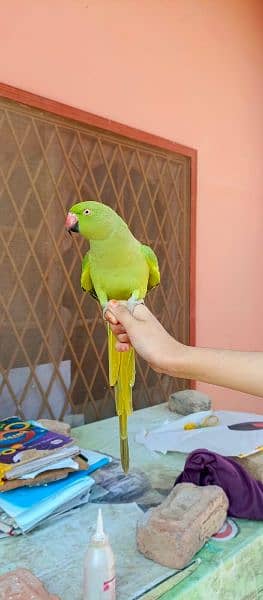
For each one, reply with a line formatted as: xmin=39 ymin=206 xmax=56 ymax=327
xmin=81 ymin=251 xmax=98 ymax=300
xmin=140 ymin=244 xmax=160 ymax=291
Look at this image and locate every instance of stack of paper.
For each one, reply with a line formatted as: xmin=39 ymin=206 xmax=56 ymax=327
xmin=0 ymin=416 xmax=112 ymax=535
xmin=0 ymin=416 xmax=83 ymax=490
xmin=0 ymin=449 xmax=112 ymax=536
xmin=0 ymin=471 xmax=94 ymax=534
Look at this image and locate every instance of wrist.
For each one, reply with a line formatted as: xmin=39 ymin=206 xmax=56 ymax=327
xmin=166 ymin=340 xmax=195 ymax=379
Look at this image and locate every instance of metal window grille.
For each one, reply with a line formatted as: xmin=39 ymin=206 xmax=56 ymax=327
xmin=0 ymin=97 xmax=191 ymax=422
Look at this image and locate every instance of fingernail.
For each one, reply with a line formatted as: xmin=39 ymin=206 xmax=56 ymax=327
xmin=109 ymin=300 xmax=118 ymax=306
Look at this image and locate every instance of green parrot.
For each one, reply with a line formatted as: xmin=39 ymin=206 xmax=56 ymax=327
xmin=65 ymin=201 xmax=160 ymax=472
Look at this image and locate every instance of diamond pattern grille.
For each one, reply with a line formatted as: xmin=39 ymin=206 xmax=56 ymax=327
xmin=0 ymin=98 xmax=191 ymax=422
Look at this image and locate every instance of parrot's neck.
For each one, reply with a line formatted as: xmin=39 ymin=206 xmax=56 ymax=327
xmin=89 ymin=223 xmax=137 ymax=254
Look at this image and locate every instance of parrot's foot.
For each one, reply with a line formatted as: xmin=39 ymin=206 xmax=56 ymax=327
xmin=102 ymin=302 xmax=111 ymax=320
xmin=127 ymin=297 xmax=144 ymax=316
xmin=102 ymin=301 xmax=118 ymax=320
xmin=102 ymin=298 xmax=144 ymax=320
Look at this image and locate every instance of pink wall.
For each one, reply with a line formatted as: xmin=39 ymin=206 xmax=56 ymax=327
xmin=1 ymin=0 xmax=263 ymax=413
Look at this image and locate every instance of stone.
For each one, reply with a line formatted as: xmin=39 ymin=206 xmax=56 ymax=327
xmin=136 ymin=483 xmax=228 ymax=570
xmin=0 ymin=568 xmax=60 ymax=599
xmin=168 ymin=389 xmax=212 ymax=415
xmin=37 ymin=419 xmax=71 ymax=436
xmin=235 ymin=451 xmax=263 ymax=483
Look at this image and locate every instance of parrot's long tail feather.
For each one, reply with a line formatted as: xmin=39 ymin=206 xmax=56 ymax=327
xmin=118 ymin=414 xmax=129 ymax=473
xmin=108 ymin=325 xmax=135 ymax=472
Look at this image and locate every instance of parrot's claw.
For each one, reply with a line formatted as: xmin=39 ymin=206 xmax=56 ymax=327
xmin=102 ymin=302 xmax=111 ymax=320
xmin=127 ymin=297 xmax=144 ymax=315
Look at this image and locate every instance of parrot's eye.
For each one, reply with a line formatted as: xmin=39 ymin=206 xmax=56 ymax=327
xmin=83 ymin=208 xmax=91 ymax=216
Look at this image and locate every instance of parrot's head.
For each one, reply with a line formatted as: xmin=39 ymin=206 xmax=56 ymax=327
xmin=65 ymin=201 xmax=123 ymax=241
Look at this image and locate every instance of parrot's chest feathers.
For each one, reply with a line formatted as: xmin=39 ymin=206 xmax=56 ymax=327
xmin=89 ymin=235 xmax=149 ymax=300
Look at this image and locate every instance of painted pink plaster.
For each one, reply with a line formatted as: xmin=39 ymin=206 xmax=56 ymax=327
xmin=1 ymin=0 xmax=263 ymax=412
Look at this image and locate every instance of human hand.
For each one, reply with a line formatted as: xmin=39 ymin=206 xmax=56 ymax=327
xmin=105 ymin=302 xmax=263 ymax=397
xmin=105 ymin=301 xmax=187 ymax=376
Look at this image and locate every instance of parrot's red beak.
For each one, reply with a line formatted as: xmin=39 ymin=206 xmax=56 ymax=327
xmin=65 ymin=212 xmax=79 ymax=233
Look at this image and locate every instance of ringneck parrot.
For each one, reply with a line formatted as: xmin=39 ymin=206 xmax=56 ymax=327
xmin=65 ymin=201 xmax=160 ymax=472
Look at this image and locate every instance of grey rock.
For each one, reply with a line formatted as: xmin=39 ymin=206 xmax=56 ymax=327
xmin=168 ymin=389 xmax=212 ymax=415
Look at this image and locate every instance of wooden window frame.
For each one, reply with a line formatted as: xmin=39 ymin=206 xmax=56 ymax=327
xmin=0 ymin=82 xmax=197 ymax=379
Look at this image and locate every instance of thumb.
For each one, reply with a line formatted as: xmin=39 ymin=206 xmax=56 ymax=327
xmin=106 ymin=300 xmax=134 ymax=328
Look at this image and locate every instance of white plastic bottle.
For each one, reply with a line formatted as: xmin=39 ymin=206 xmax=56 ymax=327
xmin=83 ymin=508 xmax=116 ymax=600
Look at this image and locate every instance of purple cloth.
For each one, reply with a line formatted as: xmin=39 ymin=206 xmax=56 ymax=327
xmin=175 ymin=449 xmax=263 ymax=520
